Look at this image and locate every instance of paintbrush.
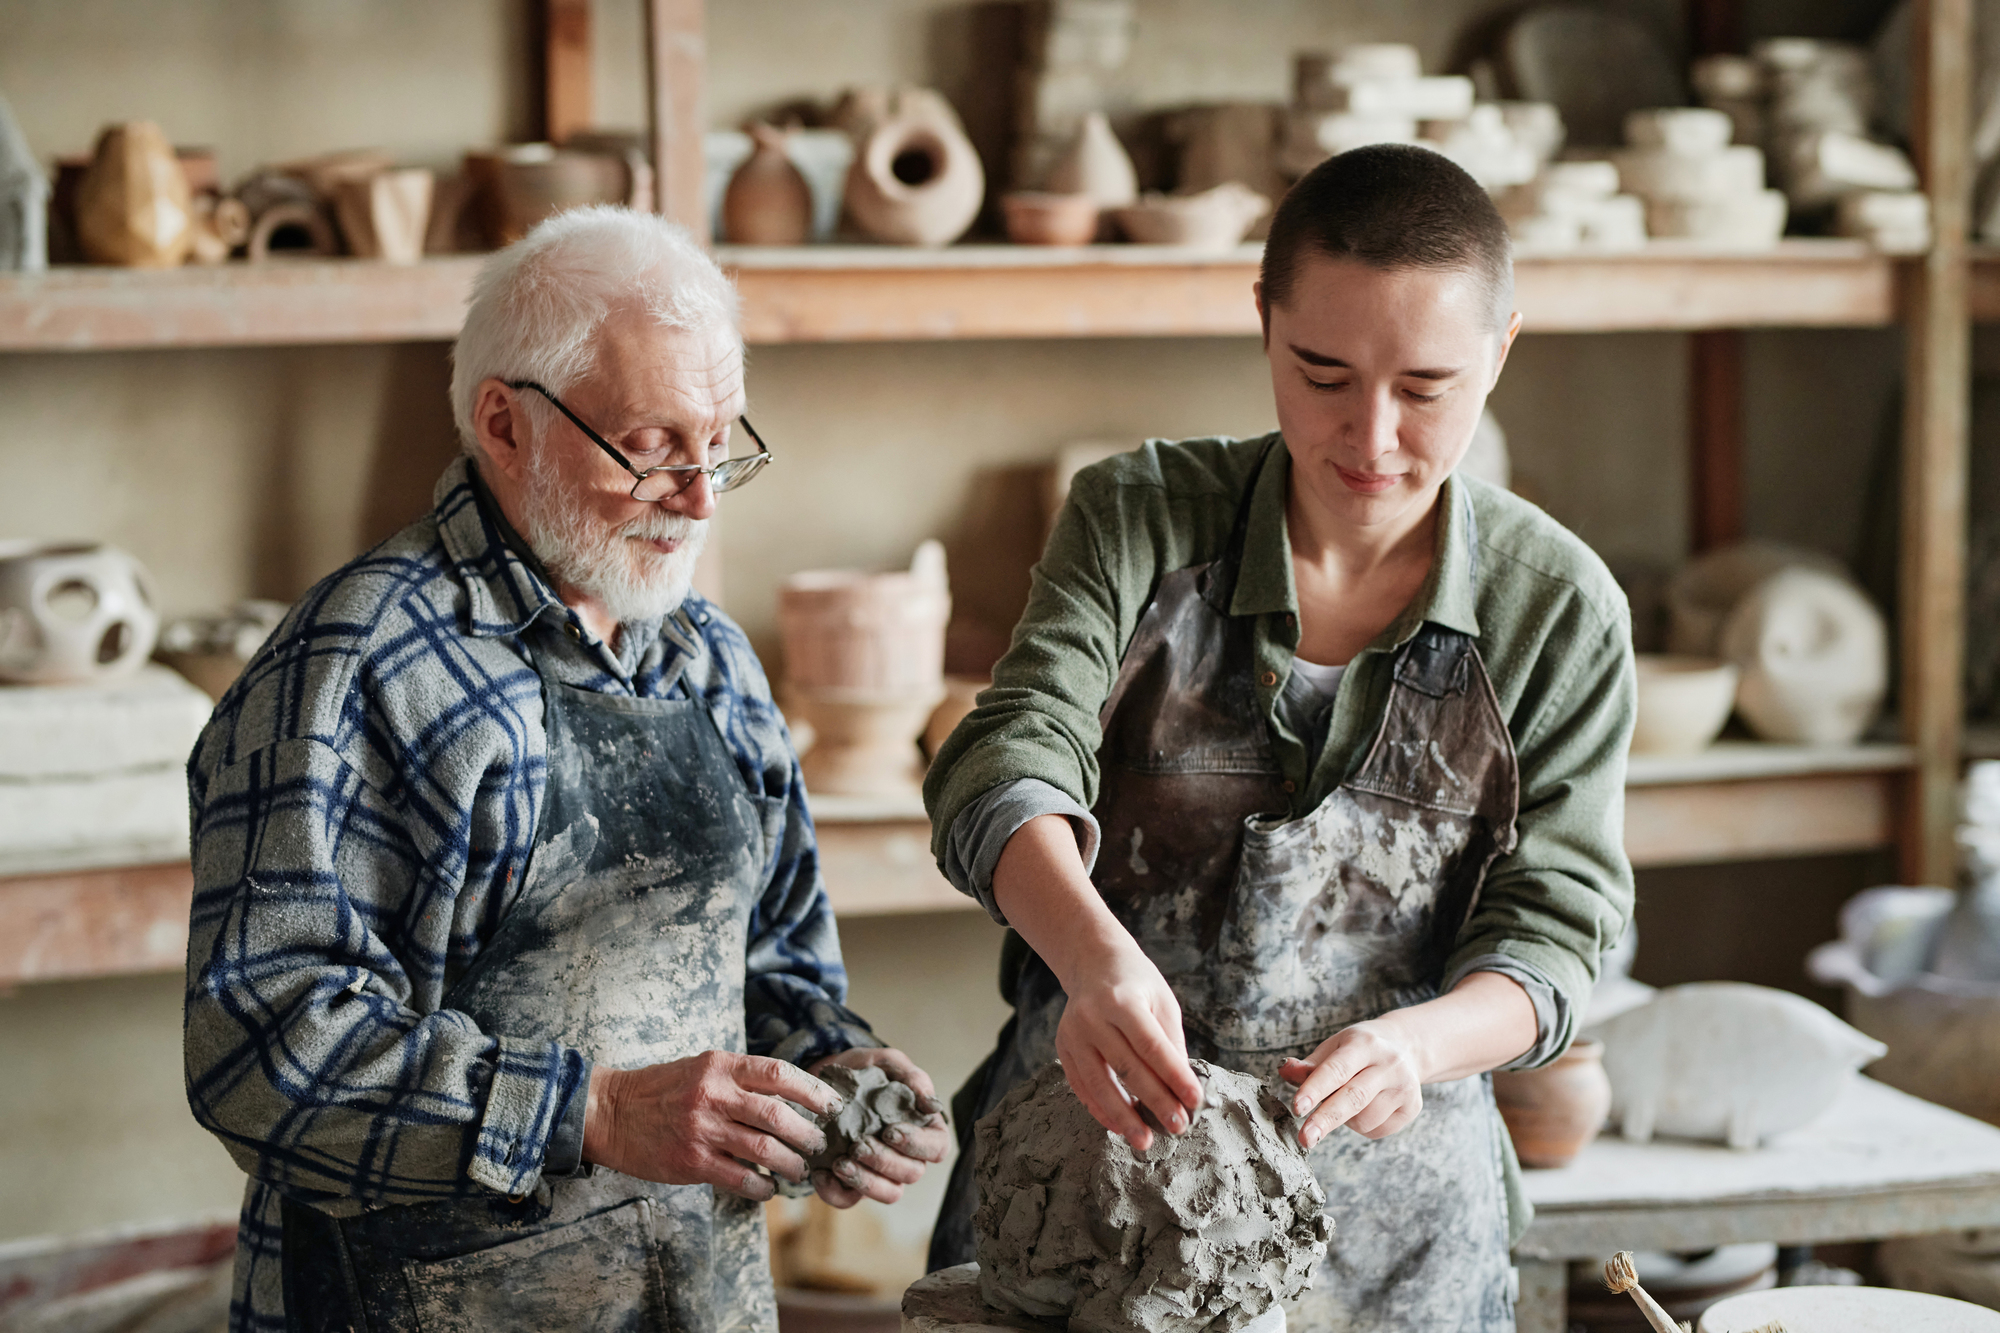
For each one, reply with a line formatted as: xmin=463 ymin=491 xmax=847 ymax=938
xmin=1602 ymin=1251 xmax=1692 ymax=1333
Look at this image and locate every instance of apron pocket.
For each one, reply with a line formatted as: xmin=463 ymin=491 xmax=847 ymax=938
xmin=399 ymin=1196 xmax=665 ymax=1333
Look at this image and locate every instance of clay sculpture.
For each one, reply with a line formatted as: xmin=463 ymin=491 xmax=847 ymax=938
xmin=1591 ymin=982 xmax=1885 ymax=1149
xmin=776 ymin=1064 xmax=938 ymax=1197
xmin=1719 ymin=565 xmax=1887 ymax=745
xmin=332 ymin=167 xmax=434 ymax=264
xmin=723 ymin=124 xmax=813 ymax=245
xmin=841 ymin=88 xmax=984 ymax=247
xmin=0 ymin=92 xmax=48 ymax=272
xmin=1046 ymin=111 xmax=1138 ymax=209
xmin=0 ymin=542 xmax=160 ymax=684
xmin=76 ymin=121 xmax=193 ymax=267
xmin=974 ymin=1059 xmax=1330 ymax=1333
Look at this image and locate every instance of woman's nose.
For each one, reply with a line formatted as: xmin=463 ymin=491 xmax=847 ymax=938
xmin=1346 ymin=387 xmax=1401 ymax=460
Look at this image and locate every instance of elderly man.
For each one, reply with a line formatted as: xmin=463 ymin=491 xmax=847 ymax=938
xmin=184 ymin=207 xmax=948 ymax=1333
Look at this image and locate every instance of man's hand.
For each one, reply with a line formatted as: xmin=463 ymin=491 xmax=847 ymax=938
xmin=804 ymin=1047 xmax=951 ymax=1208
xmin=582 ymin=1051 xmax=839 ymax=1201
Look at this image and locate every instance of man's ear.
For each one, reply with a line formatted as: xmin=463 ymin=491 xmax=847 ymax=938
xmin=472 ymin=379 xmax=531 ymax=484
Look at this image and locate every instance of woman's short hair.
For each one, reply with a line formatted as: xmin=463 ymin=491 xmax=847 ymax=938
xmin=450 ymin=206 xmax=741 ymax=452
xmin=1259 ymin=143 xmax=1514 ymax=330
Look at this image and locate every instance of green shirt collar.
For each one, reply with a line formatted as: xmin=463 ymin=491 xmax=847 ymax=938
xmin=1227 ymin=437 xmax=1482 ymax=643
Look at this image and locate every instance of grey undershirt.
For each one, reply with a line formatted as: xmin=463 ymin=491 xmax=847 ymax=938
xmin=943 ymin=657 xmax=1569 ymax=1071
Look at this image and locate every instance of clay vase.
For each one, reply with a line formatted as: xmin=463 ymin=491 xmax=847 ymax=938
xmin=1046 ymin=111 xmax=1138 ymax=207
xmin=333 ymin=168 xmax=434 ymax=264
xmin=76 ymin=121 xmax=193 ymax=267
xmin=842 ymin=89 xmax=984 ymax=247
xmin=1491 ymin=1039 xmax=1611 ymax=1168
xmin=464 ymin=144 xmax=635 ymax=247
xmin=779 ymin=542 xmax=951 ymax=796
xmin=0 ymin=541 xmax=159 ymax=684
xmin=723 ymin=124 xmax=812 ymax=245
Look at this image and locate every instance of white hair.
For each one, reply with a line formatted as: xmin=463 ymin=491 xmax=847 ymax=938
xmin=449 ymin=205 xmax=742 ymax=453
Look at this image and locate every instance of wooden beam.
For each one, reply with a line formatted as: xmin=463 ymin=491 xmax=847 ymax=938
xmin=1689 ymin=329 xmax=1745 ymax=551
xmin=1900 ymin=0 xmax=1973 ymax=883
xmin=0 ymin=862 xmax=192 ymax=986
xmin=1624 ymin=772 xmax=1898 ymax=867
xmin=543 ymin=0 xmax=594 ymax=145
xmin=643 ymin=0 xmax=707 ymax=238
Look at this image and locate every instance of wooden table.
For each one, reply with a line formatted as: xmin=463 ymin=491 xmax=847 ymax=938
xmin=1514 ymin=1078 xmax=2000 ymax=1333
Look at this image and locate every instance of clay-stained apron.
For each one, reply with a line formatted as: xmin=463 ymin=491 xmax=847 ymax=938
xmin=280 ymin=663 xmax=781 ymax=1333
xmin=936 ymin=447 xmax=1524 ymax=1332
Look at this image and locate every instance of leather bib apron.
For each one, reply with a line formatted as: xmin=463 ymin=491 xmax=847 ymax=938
xmin=935 ymin=449 xmax=1523 ymax=1331
xmin=281 ymin=644 xmax=781 ymax=1333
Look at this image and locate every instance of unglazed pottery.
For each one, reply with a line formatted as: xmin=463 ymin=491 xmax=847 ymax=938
xmin=464 ymin=143 xmax=636 ymax=247
xmin=0 ymin=541 xmax=159 ymax=684
xmin=1114 ymin=182 xmax=1269 ymax=249
xmin=1593 ymin=982 xmax=1885 ymax=1149
xmin=780 ymin=542 xmax=951 ymax=795
xmin=841 ymin=89 xmax=983 ymax=247
xmin=332 ymin=168 xmax=434 ymax=264
xmin=1491 ymin=1039 xmax=1611 ymax=1167
xmin=1045 ymin=111 xmax=1137 ymax=207
xmin=1001 ymin=192 xmax=1099 ymax=246
xmin=1664 ymin=541 xmax=1846 ymax=657
xmin=1719 ymin=565 xmax=1887 ymax=745
xmin=1630 ymin=655 xmax=1738 ymax=755
xmin=723 ymin=124 xmax=812 ymax=245
xmin=76 ymin=121 xmax=192 ymax=267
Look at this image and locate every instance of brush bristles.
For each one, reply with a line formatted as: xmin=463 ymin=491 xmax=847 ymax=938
xmin=1742 ymin=1324 xmax=1788 ymax=1333
xmin=1604 ymin=1251 xmax=1638 ymax=1293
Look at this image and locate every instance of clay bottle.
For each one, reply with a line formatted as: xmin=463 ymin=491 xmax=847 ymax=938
xmin=842 ymin=88 xmax=984 ymax=246
xmin=1046 ymin=111 xmax=1138 ymax=206
xmin=723 ymin=124 xmax=812 ymax=245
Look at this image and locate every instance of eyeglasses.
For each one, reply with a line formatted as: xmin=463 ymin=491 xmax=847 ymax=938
xmin=505 ymin=379 xmax=773 ymax=502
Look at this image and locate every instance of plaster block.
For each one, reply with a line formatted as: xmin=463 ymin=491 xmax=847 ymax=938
xmin=0 ymin=766 xmax=192 ymax=876
xmin=1645 ymin=189 xmax=1788 ymax=246
xmin=1614 ymin=145 xmax=1766 ymax=202
xmin=1625 ymin=107 xmax=1735 ymax=156
xmin=1336 ymin=76 xmax=1475 ymax=122
xmin=0 ymin=664 xmax=212 ymax=781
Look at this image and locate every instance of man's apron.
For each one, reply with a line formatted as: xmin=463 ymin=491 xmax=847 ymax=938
xmin=934 ymin=449 xmax=1524 ymax=1331
xmin=281 ymin=645 xmax=781 ymax=1333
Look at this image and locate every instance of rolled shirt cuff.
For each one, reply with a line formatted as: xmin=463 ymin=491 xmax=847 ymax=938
xmin=1443 ymin=954 xmax=1570 ymax=1072
xmin=942 ymin=777 xmax=1101 ymax=924
xmin=541 ymin=1056 xmax=592 ymax=1178
xmin=467 ymin=1037 xmax=589 ymax=1197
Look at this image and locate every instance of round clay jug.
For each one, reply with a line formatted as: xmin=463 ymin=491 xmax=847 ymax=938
xmin=1491 ymin=1038 xmax=1612 ymax=1168
xmin=1046 ymin=111 xmax=1138 ymax=206
xmin=723 ymin=124 xmax=812 ymax=245
xmin=842 ymin=89 xmax=984 ymax=246
xmin=0 ymin=541 xmax=160 ymax=684
xmin=76 ymin=121 xmax=193 ymax=267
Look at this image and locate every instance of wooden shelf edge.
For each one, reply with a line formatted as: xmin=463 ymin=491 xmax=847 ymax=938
xmin=0 ymin=861 xmax=193 ymax=987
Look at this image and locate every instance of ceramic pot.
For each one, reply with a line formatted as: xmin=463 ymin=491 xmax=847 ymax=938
xmin=1046 ymin=111 xmax=1138 ymax=207
xmin=1719 ymin=566 xmax=1887 ymax=745
xmin=1492 ymin=1039 xmax=1611 ymax=1168
xmin=0 ymin=542 xmax=159 ymax=684
xmin=464 ymin=144 xmax=637 ymax=247
xmin=1631 ymin=655 xmax=1738 ymax=755
xmin=842 ymin=89 xmax=984 ymax=247
xmin=76 ymin=121 xmax=192 ymax=267
xmin=1113 ymin=182 xmax=1270 ymax=249
xmin=780 ymin=542 xmax=951 ymax=795
xmin=724 ymin=125 xmax=813 ymax=245
xmin=333 ymin=168 xmax=434 ymax=264
xmin=1001 ymin=192 xmax=1099 ymax=245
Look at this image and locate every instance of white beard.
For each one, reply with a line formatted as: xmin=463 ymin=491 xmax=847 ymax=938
xmin=519 ymin=443 xmax=708 ymax=626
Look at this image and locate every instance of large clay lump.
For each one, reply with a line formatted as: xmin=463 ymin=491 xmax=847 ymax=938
xmin=974 ymin=1059 xmax=1330 ymax=1333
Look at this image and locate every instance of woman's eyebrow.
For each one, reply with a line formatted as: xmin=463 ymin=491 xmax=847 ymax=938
xmin=1287 ymin=344 xmax=1464 ymax=380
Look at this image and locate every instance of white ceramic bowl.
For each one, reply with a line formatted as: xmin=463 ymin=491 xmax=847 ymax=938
xmin=1699 ymin=1284 xmax=2000 ymax=1331
xmin=1631 ymin=654 xmax=1739 ymax=755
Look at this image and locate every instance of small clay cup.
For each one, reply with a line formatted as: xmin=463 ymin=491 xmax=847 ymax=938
xmin=1491 ymin=1038 xmax=1611 ymax=1168
xmin=1002 ymin=192 xmax=1100 ymax=245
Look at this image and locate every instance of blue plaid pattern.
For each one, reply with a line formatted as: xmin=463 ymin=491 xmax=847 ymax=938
xmin=184 ymin=458 xmax=877 ymax=1331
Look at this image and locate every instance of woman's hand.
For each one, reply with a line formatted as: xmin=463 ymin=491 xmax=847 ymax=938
xmin=1055 ymin=935 xmax=1204 ymax=1151
xmin=1281 ymin=1021 xmax=1424 ymax=1148
xmin=805 ymin=1047 xmax=952 ymax=1208
xmin=1280 ymin=970 xmax=1538 ymax=1150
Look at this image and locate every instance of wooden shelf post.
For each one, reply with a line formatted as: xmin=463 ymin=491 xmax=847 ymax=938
xmin=644 ymin=0 xmax=708 ymax=239
xmin=543 ymin=0 xmax=594 ymax=145
xmin=1902 ymin=0 xmax=1973 ymax=883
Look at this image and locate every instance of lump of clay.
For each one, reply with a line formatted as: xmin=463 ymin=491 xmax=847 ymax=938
xmin=777 ymin=1063 xmax=934 ymax=1195
xmin=974 ymin=1059 xmax=1329 ymax=1333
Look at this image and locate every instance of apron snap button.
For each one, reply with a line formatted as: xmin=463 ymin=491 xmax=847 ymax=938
xmin=1282 ymin=779 xmax=1296 ymax=793
xmin=1260 ymin=671 xmax=1277 ymax=687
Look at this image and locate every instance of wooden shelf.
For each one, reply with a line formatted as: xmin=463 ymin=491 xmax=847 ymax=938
xmin=0 ymin=240 xmax=1899 ymax=352
xmin=1624 ymin=742 xmax=1913 ymax=868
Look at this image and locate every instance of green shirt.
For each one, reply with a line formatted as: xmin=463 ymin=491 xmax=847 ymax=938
xmin=925 ymin=433 xmax=1637 ymax=1236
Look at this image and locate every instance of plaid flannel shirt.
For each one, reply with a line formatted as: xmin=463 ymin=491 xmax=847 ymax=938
xmin=184 ymin=457 xmax=876 ymax=1332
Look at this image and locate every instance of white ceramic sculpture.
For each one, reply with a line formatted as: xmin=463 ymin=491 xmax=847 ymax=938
xmin=1592 ymin=982 xmax=1885 ymax=1149
xmin=0 ymin=91 xmax=48 ymax=273
xmin=1664 ymin=541 xmax=1846 ymax=658
xmin=0 ymin=542 xmax=160 ymax=684
xmin=1719 ymin=565 xmax=1887 ymax=745
xmin=1630 ymin=655 xmax=1739 ymax=755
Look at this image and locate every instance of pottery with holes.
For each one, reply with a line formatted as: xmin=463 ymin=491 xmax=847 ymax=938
xmin=779 ymin=542 xmax=950 ymax=795
xmin=842 ymin=89 xmax=984 ymax=247
xmin=0 ymin=542 xmax=160 ymax=684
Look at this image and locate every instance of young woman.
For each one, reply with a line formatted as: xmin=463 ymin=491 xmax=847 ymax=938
xmin=925 ymin=145 xmax=1635 ymax=1330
